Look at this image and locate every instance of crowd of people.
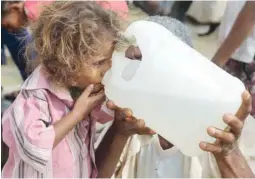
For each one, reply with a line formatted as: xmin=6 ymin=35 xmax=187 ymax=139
xmin=1 ymin=0 xmax=255 ymax=178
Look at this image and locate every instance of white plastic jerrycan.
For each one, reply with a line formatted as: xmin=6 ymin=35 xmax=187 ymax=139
xmin=102 ymin=20 xmax=245 ymax=157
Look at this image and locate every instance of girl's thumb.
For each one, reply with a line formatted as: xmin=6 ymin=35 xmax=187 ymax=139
xmin=82 ymin=84 xmax=94 ymax=97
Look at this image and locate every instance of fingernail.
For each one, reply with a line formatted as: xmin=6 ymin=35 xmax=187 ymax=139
xmin=150 ymin=130 xmax=156 ymax=134
xmin=199 ymin=142 xmax=206 ymax=149
xmin=208 ymin=127 xmax=215 ymax=135
xmin=244 ymin=91 xmax=250 ymax=100
xmin=223 ymin=114 xmax=232 ymax=123
xmin=88 ymin=84 xmax=94 ymax=90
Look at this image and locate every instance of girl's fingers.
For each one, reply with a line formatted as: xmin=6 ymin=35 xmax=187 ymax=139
xmin=199 ymin=142 xmax=222 ymax=154
xmin=235 ymin=91 xmax=252 ymax=121
xmin=223 ymin=114 xmax=243 ymax=136
xmin=207 ymin=127 xmax=235 ymax=144
xmin=81 ymin=84 xmax=94 ymax=98
xmin=92 ymin=90 xmax=105 ymax=101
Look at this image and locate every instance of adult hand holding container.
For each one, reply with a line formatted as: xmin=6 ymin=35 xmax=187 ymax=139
xmin=102 ymin=20 xmax=245 ymax=157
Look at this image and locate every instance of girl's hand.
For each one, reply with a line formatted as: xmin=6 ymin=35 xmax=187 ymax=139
xmin=106 ymin=100 xmax=155 ymax=137
xmin=199 ymin=91 xmax=252 ymax=156
xmin=72 ymin=85 xmax=105 ymax=121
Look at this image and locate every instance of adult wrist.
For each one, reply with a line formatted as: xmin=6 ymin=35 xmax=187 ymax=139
xmin=214 ymin=145 xmax=241 ymax=165
xmin=111 ymin=121 xmax=132 ymax=138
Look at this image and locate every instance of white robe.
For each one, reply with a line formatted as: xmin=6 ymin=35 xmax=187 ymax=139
xmin=95 ymin=116 xmax=255 ymax=178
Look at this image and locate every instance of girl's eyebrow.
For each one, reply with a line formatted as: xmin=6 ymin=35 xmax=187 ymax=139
xmin=94 ymin=58 xmax=107 ymax=63
xmin=92 ymin=43 xmax=114 ymax=63
xmin=92 ymin=57 xmax=110 ymax=65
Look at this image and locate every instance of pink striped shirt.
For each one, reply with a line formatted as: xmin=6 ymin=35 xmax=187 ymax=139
xmin=2 ymin=66 xmax=114 ymax=178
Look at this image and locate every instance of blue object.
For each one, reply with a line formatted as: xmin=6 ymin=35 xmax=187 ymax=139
xmin=1 ymin=27 xmax=35 ymax=80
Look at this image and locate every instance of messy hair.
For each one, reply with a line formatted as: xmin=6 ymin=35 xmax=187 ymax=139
xmin=28 ymin=1 xmax=122 ymax=87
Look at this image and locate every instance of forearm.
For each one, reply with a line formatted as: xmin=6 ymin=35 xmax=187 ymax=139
xmin=215 ymin=148 xmax=254 ymax=178
xmin=53 ymin=111 xmax=82 ymax=147
xmin=212 ymin=1 xmax=255 ymax=67
xmin=95 ymin=122 xmax=129 ymax=178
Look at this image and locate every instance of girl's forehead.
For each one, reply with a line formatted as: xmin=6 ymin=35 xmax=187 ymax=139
xmin=93 ymin=39 xmax=115 ymax=56
xmin=86 ymin=42 xmax=114 ymax=64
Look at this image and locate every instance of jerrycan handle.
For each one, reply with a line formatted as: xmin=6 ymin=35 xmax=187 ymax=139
xmin=110 ymin=32 xmax=141 ymax=82
xmin=111 ymin=52 xmax=132 ymax=79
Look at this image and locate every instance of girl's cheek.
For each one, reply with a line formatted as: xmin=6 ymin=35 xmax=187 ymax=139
xmin=88 ymin=69 xmax=102 ymax=83
xmin=101 ymin=61 xmax=112 ymax=75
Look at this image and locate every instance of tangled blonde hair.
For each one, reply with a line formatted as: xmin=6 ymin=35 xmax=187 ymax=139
xmin=28 ymin=1 xmax=122 ymax=87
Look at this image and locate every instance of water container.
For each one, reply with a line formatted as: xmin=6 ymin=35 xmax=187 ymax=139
xmin=102 ymin=20 xmax=245 ymax=157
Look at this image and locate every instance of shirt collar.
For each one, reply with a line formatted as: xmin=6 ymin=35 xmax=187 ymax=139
xmin=21 ymin=65 xmax=73 ymax=103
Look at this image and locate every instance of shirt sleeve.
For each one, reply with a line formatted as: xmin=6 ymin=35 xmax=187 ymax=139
xmin=3 ymin=90 xmax=55 ymax=171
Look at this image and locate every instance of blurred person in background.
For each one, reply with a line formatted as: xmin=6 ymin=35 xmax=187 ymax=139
xmin=133 ymin=1 xmax=227 ymax=36
xmin=132 ymin=1 xmax=192 ymax=22
xmin=186 ymin=1 xmax=227 ymax=36
xmin=212 ymin=1 xmax=255 ymax=117
xmin=1 ymin=1 xmax=128 ymax=33
xmin=1 ymin=1 xmax=34 ymax=80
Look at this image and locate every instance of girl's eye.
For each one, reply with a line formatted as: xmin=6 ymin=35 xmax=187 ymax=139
xmin=94 ymin=59 xmax=106 ymax=66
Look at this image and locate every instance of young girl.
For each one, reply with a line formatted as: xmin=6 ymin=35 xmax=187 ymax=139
xmin=1 ymin=0 xmax=128 ymax=101
xmin=1 ymin=2 xmax=149 ymax=178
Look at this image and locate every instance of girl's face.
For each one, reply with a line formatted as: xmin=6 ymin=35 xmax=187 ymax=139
xmin=75 ymin=39 xmax=115 ymax=93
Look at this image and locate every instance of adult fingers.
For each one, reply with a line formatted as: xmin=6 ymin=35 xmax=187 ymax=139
xmin=207 ymin=127 xmax=235 ymax=144
xmin=199 ymin=142 xmax=222 ymax=154
xmin=106 ymin=100 xmax=120 ymax=110
xmin=235 ymin=91 xmax=252 ymax=121
xmin=106 ymin=100 xmax=133 ymax=119
xmin=223 ymin=114 xmax=244 ymax=137
xmin=125 ymin=45 xmax=142 ymax=60
xmin=133 ymin=119 xmax=155 ymax=135
xmin=120 ymin=108 xmax=133 ymax=118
